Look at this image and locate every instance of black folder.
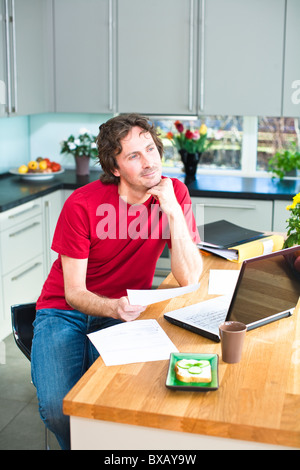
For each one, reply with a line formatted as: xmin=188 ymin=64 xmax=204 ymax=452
xmin=197 ymin=219 xmax=265 ymax=249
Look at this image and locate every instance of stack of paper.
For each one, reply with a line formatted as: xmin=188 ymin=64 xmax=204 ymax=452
xmin=88 ymin=319 xmax=178 ymax=366
xmin=197 ymin=220 xmax=284 ymax=262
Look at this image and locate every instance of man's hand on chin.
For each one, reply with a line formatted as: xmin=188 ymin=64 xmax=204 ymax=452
xmin=147 ymin=178 xmax=180 ymax=216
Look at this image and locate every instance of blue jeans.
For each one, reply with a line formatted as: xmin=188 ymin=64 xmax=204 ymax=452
xmin=31 ymin=308 xmax=122 ymax=450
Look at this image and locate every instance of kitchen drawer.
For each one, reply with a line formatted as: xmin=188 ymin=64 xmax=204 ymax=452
xmin=191 ymin=197 xmax=273 ymax=232
xmin=0 ymin=199 xmax=42 ymax=231
xmin=0 ymin=283 xmax=5 ymax=341
xmin=0 ymin=214 xmax=43 ymax=275
xmin=62 ymin=189 xmax=73 ymax=202
xmin=2 ymin=254 xmax=44 ymax=324
xmin=273 ymin=200 xmax=289 ymax=233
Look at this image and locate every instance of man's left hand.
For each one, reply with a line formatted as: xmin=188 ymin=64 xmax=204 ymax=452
xmin=147 ymin=178 xmax=180 ymax=217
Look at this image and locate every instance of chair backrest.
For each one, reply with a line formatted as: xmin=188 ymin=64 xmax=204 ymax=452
xmin=11 ymin=303 xmax=36 ymax=361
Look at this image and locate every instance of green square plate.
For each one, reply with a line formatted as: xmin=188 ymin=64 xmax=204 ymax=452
xmin=166 ymin=352 xmax=219 ymax=391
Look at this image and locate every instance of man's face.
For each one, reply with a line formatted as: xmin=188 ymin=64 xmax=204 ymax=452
xmin=113 ymin=126 xmax=162 ymax=195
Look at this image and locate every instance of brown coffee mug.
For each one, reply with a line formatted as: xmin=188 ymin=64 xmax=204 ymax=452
xmin=219 ymin=321 xmax=247 ymax=364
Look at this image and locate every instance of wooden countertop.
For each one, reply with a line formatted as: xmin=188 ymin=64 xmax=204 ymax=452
xmin=63 ymin=255 xmax=300 ymax=448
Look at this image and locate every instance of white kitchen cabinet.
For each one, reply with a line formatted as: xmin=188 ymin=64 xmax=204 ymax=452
xmin=0 ymin=214 xmax=43 ymax=274
xmin=200 ymin=0 xmax=285 ymax=116
xmin=118 ymin=0 xmax=285 ymax=116
xmin=42 ymin=190 xmax=63 ymax=277
xmin=62 ymin=189 xmax=73 ymax=203
xmin=0 ymin=190 xmax=65 ymax=341
xmin=54 ymin=0 xmax=116 ymax=113
xmin=2 ymin=254 xmax=44 ymax=339
xmin=50 ymin=0 xmax=293 ymax=117
xmin=0 ymin=199 xmax=41 ymax=231
xmin=117 ymin=0 xmax=198 ymax=115
xmin=0 ymin=1 xmax=6 ymax=116
xmin=273 ymin=200 xmax=289 ymax=233
xmin=0 ymin=199 xmax=45 ymax=342
xmin=191 ymin=196 xmax=273 ymax=232
xmin=282 ymin=0 xmax=300 ymax=117
xmin=0 ymin=0 xmax=53 ymax=116
xmin=0 ymin=254 xmax=2 ymax=341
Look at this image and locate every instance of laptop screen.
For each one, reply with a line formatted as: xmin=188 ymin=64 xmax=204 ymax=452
xmin=227 ymin=247 xmax=300 ymax=326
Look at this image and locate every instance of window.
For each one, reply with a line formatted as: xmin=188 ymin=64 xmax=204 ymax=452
xmin=154 ymin=116 xmax=243 ymax=171
xmin=257 ymin=117 xmax=300 ymax=171
xmin=154 ymin=116 xmax=300 ymax=177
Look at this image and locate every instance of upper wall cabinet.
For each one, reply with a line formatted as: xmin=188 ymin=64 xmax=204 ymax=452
xmin=282 ymin=0 xmax=300 ymax=117
xmin=117 ymin=0 xmax=198 ymax=115
xmin=49 ymin=0 xmax=298 ymax=118
xmin=0 ymin=2 xmax=6 ymax=116
xmin=200 ymin=0 xmax=285 ymax=116
xmin=117 ymin=0 xmax=286 ymax=117
xmin=0 ymin=0 xmax=54 ymax=116
xmin=54 ymin=0 xmax=116 ymax=113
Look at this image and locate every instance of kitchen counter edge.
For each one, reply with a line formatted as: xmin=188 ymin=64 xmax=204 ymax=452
xmin=0 ymin=170 xmax=299 ymax=213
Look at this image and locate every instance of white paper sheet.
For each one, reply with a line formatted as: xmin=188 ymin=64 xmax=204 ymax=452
xmin=87 ymin=319 xmax=178 ymax=366
xmin=127 ymin=283 xmax=200 ymax=306
xmin=208 ymin=270 xmax=239 ymax=296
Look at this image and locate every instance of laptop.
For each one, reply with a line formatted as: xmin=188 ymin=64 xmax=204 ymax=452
xmin=164 ymin=246 xmax=300 ymax=342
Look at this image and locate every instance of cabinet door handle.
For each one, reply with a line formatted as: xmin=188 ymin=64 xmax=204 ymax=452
xmin=199 ymin=0 xmax=205 ymax=112
xmin=11 ymin=0 xmax=18 ymax=113
xmin=8 ymin=204 xmax=40 ymax=219
xmin=108 ymin=0 xmax=113 ymax=111
xmin=9 ymin=221 xmax=40 ymax=237
xmin=11 ymin=262 xmax=42 ymax=281
xmin=188 ymin=0 xmax=195 ymax=112
xmin=4 ymin=0 xmax=11 ymax=114
xmin=202 ymin=203 xmax=256 ymax=210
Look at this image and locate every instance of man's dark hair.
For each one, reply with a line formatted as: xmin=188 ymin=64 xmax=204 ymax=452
xmin=96 ymin=113 xmax=164 ymax=184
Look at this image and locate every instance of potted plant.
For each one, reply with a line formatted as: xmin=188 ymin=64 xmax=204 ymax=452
xmin=268 ymin=142 xmax=300 ymax=180
xmin=283 ymin=193 xmax=300 ymax=248
xmin=60 ymin=128 xmax=98 ymax=175
xmin=283 ymin=193 xmax=300 ymax=279
xmin=166 ymin=121 xmax=214 ymax=183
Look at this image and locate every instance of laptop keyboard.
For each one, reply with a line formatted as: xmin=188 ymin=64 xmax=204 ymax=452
xmin=166 ymin=296 xmax=231 ymax=333
xmin=188 ymin=306 xmax=227 ymax=330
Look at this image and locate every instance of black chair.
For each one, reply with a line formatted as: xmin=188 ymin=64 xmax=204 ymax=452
xmin=11 ymin=302 xmax=36 ymax=361
xmin=11 ymin=302 xmax=49 ymax=450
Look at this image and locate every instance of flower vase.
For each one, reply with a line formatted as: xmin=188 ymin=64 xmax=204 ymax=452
xmin=75 ymin=155 xmax=90 ymax=176
xmin=179 ymin=150 xmax=201 ymax=184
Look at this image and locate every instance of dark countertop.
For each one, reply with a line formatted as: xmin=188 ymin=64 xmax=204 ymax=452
xmin=0 ymin=170 xmax=101 ymax=212
xmin=0 ymin=169 xmax=299 ymax=213
xmin=186 ymin=174 xmax=300 ymax=201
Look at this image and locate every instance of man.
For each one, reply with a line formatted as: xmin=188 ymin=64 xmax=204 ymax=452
xmin=31 ymin=113 xmax=202 ymax=450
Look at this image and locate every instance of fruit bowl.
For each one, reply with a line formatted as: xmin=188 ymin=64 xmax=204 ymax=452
xmin=9 ymin=168 xmax=65 ymax=181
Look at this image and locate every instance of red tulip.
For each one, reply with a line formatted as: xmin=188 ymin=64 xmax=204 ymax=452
xmin=185 ymin=130 xmax=194 ymax=139
xmin=174 ymin=120 xmax=184 ymax=133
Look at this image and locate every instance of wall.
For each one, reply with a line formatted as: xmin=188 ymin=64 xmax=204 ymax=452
xmin=0 ymin=113 xmax=111 ymax=175
xmin=29 ymin=113 xmax=111 ymax=169
xmin=0 ymin=116 xmax=30 ymax=174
